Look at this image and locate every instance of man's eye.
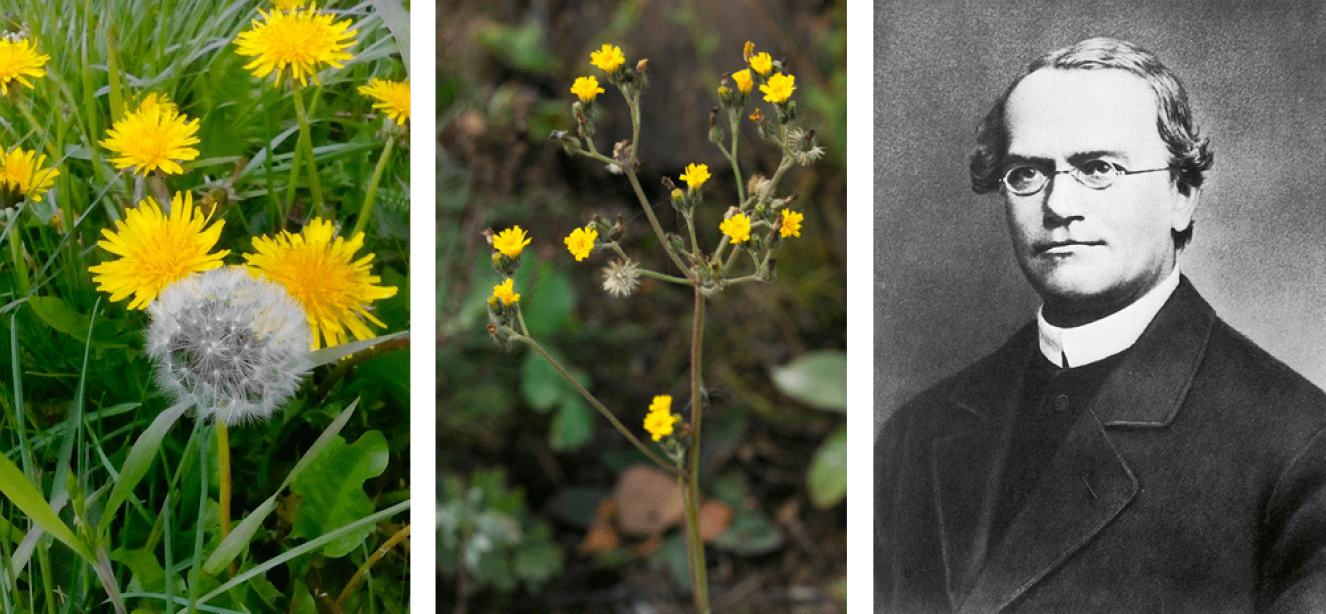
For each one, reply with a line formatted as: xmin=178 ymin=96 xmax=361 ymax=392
xmin=1080 ymin=159 xmax=1117 ymax=178
xmin=1005 ymin=166 xmax=1043 ymax=187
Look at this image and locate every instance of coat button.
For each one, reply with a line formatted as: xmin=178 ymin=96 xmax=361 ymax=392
xmin=1053 ymin=394 xmax=1070 ymax=412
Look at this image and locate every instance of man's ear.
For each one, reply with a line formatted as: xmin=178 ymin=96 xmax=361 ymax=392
xmin=1171 ymin=185 xmax=1200 ymax=234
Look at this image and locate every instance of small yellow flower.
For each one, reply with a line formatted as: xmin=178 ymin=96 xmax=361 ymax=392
xmin=100 ymin=94 xmax=201 ymax=176
xmin=720 ymin=213 xmax=751 ymax=243
xmin=0 ymin=38 xmax=48 ymax=95
xmin=680 ymin=163 xmax=710 ymax=190
xmin=590 ymin=44 xmax=625 ymax=72
xmin=644 ymin=395 xmax=679 ymax=442
xmin=780 ymin=209 xmax=804 ymax=238
xmin=749 ymin=52 xmax=773 ymax=76
xmin=649 ymin=395 xmax=672 ymax=413
xmin=760 ymin=73 xmax=796 ymax=104
xmin=245 ymin=218 xmax=398 ymax=349
xmin=0 ymin=147 xmax=58 ymax=202
xmin=492 ymin=278 xmax=520 ymax=305
xmin=570 ymin=76 xmax=605 ymax=102
xmin=89 ymin=192 xmax=229 ymax=310
xmin=493 ymin=226 xmax=531 ymax=258
xmin=234 ymin=4 xmax=358 ymax=87
xmin=731 ymin=69 xmax=753 ymax=95
xmin=565 ymin=226 xmax=598 ymax=262
xmin=358 ymin=78 xmax=410 ymax=125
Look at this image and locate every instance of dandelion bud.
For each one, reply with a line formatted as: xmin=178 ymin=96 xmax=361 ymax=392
xmin=146 ymin=267 xmax=311 ymax=426
xmin=636 ymin=58 xmax=648 ymax=75
xmin=671 ymin=188 xmax=685 ymax=208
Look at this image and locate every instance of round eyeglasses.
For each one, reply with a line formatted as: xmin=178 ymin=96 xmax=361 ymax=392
xmin=1001 ymin=159 xmax=1171 ymax=196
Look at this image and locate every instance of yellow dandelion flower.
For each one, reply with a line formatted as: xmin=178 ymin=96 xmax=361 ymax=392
xmin=272 ymin=0 xmax=306 ymax=9
xmin=720 ymin=213 xmax=751 ymax=243
xmin=234 ymin=4 xmax=358 ymax=88
xmin=358 ymin=78 xmax=410 ymax=125
xmin=590 ymin=44 xmax=625 ymax=72
xmin=493 ymin=278 xmax=520 ymax=306
xmin=760 ymin=73 xmax=796 ymax=104
xmin=89 ymin=192 xmax=229 ymax=310
xmin=493 ymin=226 xmax=531 ymax=258
xmin=99 ymin=94 xmax=201 ymax=176
xmin=570 ymin=76 xmax=605 ymax=102
xmin=0 ymin=147 xmax=58 ymax=203
xmin=731 ymin=68 xmax=753 ymax=95
xmin=780 ymin=209 xmax=803 ymax=238
xmin=565 ymin=226 xmax=598 ymax=262
xmin=244 ymin=218 xmax=398 ymax=350
xmin=0 ymin=38 xmax=48 ymax=95
xmin=680 ymin=163 xmax=710 ymax=190
xmin=749 ymin=52 xmax=773 ymax=76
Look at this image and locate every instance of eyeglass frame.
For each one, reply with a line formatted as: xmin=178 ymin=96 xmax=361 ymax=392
xmin=1000 ymin=159 xmax=1173 ymax=196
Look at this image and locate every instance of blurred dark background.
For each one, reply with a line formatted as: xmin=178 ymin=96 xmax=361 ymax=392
xmin=876 ymin=0 xmax=1326 ymax=426
xmin=438 ymin=0 xmax=847 ymax=611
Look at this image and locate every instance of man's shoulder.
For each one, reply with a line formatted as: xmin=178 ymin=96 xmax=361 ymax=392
xmin=1203 ymin=316 xmax=1326 ymax=415
xmin=885 ymin=322 xmax=1037 ymax=427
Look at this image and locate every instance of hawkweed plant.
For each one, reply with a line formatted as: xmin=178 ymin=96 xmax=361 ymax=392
xmin=486 ymin=40 xmax=820 ymax=613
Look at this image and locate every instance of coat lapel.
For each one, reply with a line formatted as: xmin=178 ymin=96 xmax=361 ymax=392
xmin=953 ymin=277 xmax=1216 ymax=612
xmin=932 ymin=327 xmax=1034 ymax=607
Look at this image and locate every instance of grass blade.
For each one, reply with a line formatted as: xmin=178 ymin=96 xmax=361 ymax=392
xmin=0 ymin=452 xmax=93 ymax=562
xmin=97 ymin=400 xmax=193 ymax=538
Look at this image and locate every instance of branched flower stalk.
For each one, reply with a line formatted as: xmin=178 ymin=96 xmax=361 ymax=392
xmin=485 ymin=41 xmax=816 ymax=613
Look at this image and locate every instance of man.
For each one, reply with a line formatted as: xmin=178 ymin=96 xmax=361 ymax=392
xmin=876 ymin=37 xmax=1326 ymax=613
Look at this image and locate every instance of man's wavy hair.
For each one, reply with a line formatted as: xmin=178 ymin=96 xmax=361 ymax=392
xmin=969 ymin=38 xmax=1214 ymax=246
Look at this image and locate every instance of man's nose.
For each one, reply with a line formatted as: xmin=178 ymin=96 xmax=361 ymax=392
xmin=1041 ymin=172 xmax=1087 ymax=223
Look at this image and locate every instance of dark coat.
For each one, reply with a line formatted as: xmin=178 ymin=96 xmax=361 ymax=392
xmin=876 ymin=278 xmax=1326 ymax=613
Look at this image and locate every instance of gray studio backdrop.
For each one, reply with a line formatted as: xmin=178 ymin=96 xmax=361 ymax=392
xmin=875 ymin=0 xmax=1326 ymax=428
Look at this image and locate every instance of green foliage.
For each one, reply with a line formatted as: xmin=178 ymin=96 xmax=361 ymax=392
xmin=0 ymin=0 xmax=412 ymax=611
xmin=438 ymin=468 xmax=566 ymax=595
xmin=770 ymin=350 xmax=847 ymax=412
xmin=808 ymin=425 xmax=848 ymax=509
xmin=290 ymin=430 xmax=390 ymax=557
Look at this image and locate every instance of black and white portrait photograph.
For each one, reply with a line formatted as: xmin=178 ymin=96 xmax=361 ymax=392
xmin=875 ymin=1 xmax=1326 ymax=611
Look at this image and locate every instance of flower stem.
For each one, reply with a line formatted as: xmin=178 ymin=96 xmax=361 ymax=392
xmin=216 ymin=421 xmax=235 ymax=577
xmin=513 ymin=334 xmax=678 ymax=475
xmin=638 ymin=269 xmax=691 ymax=285
xmin=351 ymin=134 xmax=395 ymax=238
xmin=8 ymin=210 xmax=27 ymax=297
xmin=684 ymin=286 xmax=710 ymax=613
xmin=291 ymin=89 xmax=324 ymax=211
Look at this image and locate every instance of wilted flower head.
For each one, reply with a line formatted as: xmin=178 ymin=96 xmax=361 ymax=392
xmin=787 ymin=128 xmax=825 ymax=166
xmin=147 ymin=267 xmax=312 ymax=426
xmin=234 ymin=4 xmax=358 ymax=88
xmin=0 ymin=38 xmax=48 ymax=95
xmin=601 ymin=259 xmax=641 ymax=298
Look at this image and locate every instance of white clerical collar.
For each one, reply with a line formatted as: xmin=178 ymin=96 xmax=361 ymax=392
xmin=1037 ymin=268 xmax=1181 ymax=368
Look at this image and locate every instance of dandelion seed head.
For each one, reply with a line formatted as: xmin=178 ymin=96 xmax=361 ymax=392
xmin=147 ymin=267 xmax=311 ymax=426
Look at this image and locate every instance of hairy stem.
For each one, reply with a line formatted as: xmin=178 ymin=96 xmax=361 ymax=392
xmin=685 ymin=287 xmax=710 ymax=612
xmin=513 ymin=334 xmax=678 ymax=474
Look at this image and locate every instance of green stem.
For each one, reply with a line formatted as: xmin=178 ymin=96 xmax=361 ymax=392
xmin=513 ymin=334 xmax=678 ymax=475
xmin=685 ymin=287 xmax=710 ymax=613
xmin=291 ymin=89 xmax=324 ymax=211
xmin=729 ymin=109 xmax=746 ymax=205
xmin=216 ymin=422 xmax=234 ymax=577
xmin=683 ymin=209 xmax=700 ymax=255
xmin=624 ymin=169 xmax=691 ymax=278
xmin=638 ymin=269 xmax=691 ymax=285
xmin=9 ymin=212 xmax=28 ymax=297
xmin=351 ymin=134 xmax=395 ymax=238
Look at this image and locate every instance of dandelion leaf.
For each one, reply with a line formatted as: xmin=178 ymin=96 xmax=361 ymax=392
xmin=289 ymin=430 xmax=389 ymax=558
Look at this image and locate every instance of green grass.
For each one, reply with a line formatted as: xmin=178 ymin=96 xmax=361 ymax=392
xmin=0 ymin=1 xmax=411 ymax=612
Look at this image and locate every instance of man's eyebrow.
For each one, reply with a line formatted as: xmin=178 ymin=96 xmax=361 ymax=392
xmin=1066 ymin=150 xmax=1129 ymax=165
xmin=1003 ymin=153 xmax=1052 ymax=167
